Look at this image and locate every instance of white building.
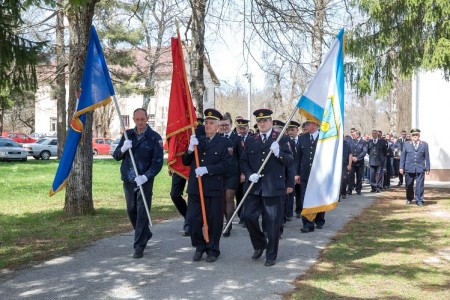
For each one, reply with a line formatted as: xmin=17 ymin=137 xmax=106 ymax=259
xmin=35 ymin=47 xmax=220 ymax=141
xmin=412 ymin=70 xmax=450 ymax=181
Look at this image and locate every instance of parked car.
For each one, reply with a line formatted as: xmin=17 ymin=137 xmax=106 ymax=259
xmin=92 ymin=138 xmax=113 ymax=155
xmin=0 ymin=138 xmax=28 ymax=162
xmin=109 ymin=138 xmax=121 ymax=156
xmin=22 ymin=137 xmax=58 ymax=160
xmin=1 ymin=132 xmax=37 ymax=145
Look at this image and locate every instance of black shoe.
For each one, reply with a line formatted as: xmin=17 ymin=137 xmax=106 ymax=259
xmin=223 ymin=228 xmax=231 ymax=237
xmin=300 ymin=227 xmax=314 ymax=233
xmin=133 ymin=248 xmax=144 ymax=259
xmin=295 ymin=214 xmax=301 ymax=218
xmin=341 ymin=194 xmax=346 ymax=199
xmin=183 ymin=230 xmax=190 ymax=237
xmin=376 ymin=189 xmax=381 ymax=193
xmin=417 ymin=202 xmax=424 ymax=207
xmin=206 ymin=255 xmax=218 ymax=263
xmin=316 ymin=225 xmax=323 ymax=229
xmin=356 ymin=191 xmax=362 ymax=195
xmin=192 ymin=251 xmax=204 ymax=261
xmin=346 ymin=191 xmax=352 ymax=195
xmin=406 ymin=200 xmax=412 ymax=205
xmin=264 ymin=260 xmax=275 ymax=267
xmin=252 ymin=248 xmax=265 ymax=260
xmin=397 ymin=182 xmax=402 ymax=186
xmin=370 ymin=189 xmax=376 ymax=193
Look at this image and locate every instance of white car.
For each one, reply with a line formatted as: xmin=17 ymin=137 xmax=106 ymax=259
xmin=109 ymin=138 xmax=121 ymax=156
xmin=0 ymin=138 xmax=28 ymax=162
xmin=22 ymin=137 xmax=58 ymax=160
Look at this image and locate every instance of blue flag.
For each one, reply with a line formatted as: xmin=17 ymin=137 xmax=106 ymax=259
xmin=298 ymin=29 xmax=345 ymax=220
xmin=50 ymin=26 xmax=115 ymax=196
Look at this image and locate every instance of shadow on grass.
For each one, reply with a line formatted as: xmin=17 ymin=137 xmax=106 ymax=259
xmin=289 ymin=193 xmax=450 ymax=299
xmin=0 ymin=203 xmax=179 ymax=272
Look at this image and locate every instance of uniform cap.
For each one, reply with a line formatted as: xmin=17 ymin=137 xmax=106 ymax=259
xmin=204 ymin=109 xmax=223 ymax=121
xmin=410 ymin=128 xmax=421 ymax=135
xmin=236 ymin=119 xmax=250 ymax=127
xmin=253 ymin=108 xmax=273 ymax=119
xmin=272 ymin=120 xmax=285 ymax=128
xmin=288 ymin=121 xmax=301 ymax=128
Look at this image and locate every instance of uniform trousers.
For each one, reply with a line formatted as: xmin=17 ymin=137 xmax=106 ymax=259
xmin=123 ymin=180 xmax=153 ymax=250
xmin=405 ymin=172 xmax=425 ymax=203
xmin=369 ymin=164 xmax=384 ymax=190
xmin=300 ymin=180 xmax=325 ymax=229
xmin=170 ymin=173 xmax=188 ymax=229
xmin=187 ymin=194 xmax=222 ymax=258
xmin=292 ymin=184 xmax=301 ymax=216
xmin=243 ymin=194 xmax=283 ymax=261
xmin=348 ymin=164 xmax=364 ymax=193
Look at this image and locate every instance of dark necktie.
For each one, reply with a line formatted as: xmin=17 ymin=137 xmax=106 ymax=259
xmin=262 ymin=134 xmax=267 ymax=142
xmin=225 ymin=134 xmax=229 ymax=139
xmin=310 ymin=135 xmax=314 ymax=143
xmin=414 ymin=142 xmax=418 ymax=150
xmin=241 ymin=135 xmax=245 ymax=142
xmin=206 ymin=137 xmax=210 ymax=143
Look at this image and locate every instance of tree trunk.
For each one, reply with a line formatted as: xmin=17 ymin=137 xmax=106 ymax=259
xmin=64 ymin=0 xmax=98 ymax=216
xmin=188 ymin=0 xmax=206 ymax=114
xmin=311 ymin=0 xmax=326 ymax=71
xmin=56 ymin=2 xmax=67 ymax=159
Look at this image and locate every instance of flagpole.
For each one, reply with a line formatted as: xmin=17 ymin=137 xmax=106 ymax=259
xmin=223 ymin=106 xmax=299 ymax=234
xmin=112 ymin=94 xmax=152 ymax=228
xmin=176 ymin=29 xmax=209 ymax=243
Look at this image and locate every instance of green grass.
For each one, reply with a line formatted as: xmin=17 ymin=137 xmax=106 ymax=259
xmin=0 ymin=158 xmax=176 ymax=271
xmin=289 ymin=188 xmax=450 ymax=299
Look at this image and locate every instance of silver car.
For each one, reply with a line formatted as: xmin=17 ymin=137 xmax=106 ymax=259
xmin=22 ymin=137 xmax=58 ymax=160
xmin=109 ymin=138 xmax=121 ymax=156
xmin=0 ymin=138 xmax=28 ymax=162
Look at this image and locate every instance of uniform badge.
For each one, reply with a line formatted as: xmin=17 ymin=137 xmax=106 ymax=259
xmin=228 ymin=147 xmax=233 ymax=155
xmin=208 ymin=111 xmax=212 ymax=116
xmin=259 ymin=112 xmax=264 ymax=117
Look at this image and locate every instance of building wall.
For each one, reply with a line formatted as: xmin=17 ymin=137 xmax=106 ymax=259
xmin=36 ymin=73 xmax=217 ymax=142
xmin=412 ymin=71 xmax=450 ymax=181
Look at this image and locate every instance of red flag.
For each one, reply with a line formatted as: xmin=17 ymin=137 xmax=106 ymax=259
xmin=166 ymin=36 xmax=197 ymax=179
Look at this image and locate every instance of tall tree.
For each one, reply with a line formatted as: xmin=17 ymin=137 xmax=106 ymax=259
xmin=347 ymin=0 xmax=450 ymax=95
xmin=64 ymin=0 xmax=98 ymax=216
xmin=55 ymin=0 xmax=67 ymax=158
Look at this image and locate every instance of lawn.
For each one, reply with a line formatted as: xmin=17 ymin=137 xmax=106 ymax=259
xmin=288 ymin=187 xmax=450 ymax=299
xmin=0 ymin=158 xmax=176 ymax=271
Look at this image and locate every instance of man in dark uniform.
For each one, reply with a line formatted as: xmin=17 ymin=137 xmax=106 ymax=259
xmin=287 ymin=121 xmax=301 ymax=220
xmin=367 ymin=129 xmax=388 ymax=193
xmin=340 ymin=138 xmax=352 ymax=199
xmin=235 ymin=118 xmax=251 ymax=225
xmin=384 ymin=133 xmax=395 ymax=189
xmin=394 ymin=130 xmax=409 ymax=186
xmin=182 ymin=109 xmax=232 ymax=263
xmin=240 ymin=109 xmax=294 ymax=266
xmin=220 ymin=112 xmax=241 ymax=237
xmin=114 ymin=108 xmax=164 ymax=259
xmin=400 ymin=128 xmax=430 ymax=206
xmin=296 ymin=119 xmax=325 ymax=233
xmin=347 ymin=130 xmax=367 ymax=195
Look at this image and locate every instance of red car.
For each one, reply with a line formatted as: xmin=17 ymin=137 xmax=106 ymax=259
xmin=92 ymin=138 xmax=113 ymax=155
xmin=1 ymin=132 xmax=37 ymax=145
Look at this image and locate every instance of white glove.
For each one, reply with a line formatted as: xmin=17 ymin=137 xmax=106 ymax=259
xmin=249 ymin=173 xmax=260 ymax=183
xmin=270 ymin=141 xmax=280 ymax=157
xmin=188 ymin=135 xmax=199 ymax=152
xmin=195 ymin=166 xmax=208 ymax=177
xmin=134 ymin=175 xmax=148 ymax=186
xmin=121 ymin=140 xmax=132 ymax=153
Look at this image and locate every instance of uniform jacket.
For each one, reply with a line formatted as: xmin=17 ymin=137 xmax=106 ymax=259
xmin=350 ymin=138 xmax=367 ymax=166
xmin=367 ymin=138 xmax=388 ymax=166
xmin=400 ymin=141 xmax=430 ymax=173
xmin=222 ymin=131 xmax=241 ymax=177
xmin=182 ymin=135 xmax=233 ymax=196
xmin=394 ymin=137 xmax=409 ymax=159
xmin=240 ymin=130 xmax=294 ymax=197
xmin=295 ymin=132 xmax=318 ymax=181
xmin=113 ymin=125 xmax=164 ymax=182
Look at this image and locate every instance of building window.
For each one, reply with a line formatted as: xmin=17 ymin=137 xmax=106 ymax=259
xmin=122 ymin=115 xmax=130 ymax=128
xmin=149 ymin=114 xmax=155 ymax=128
xmin=50 ymin=117 xmax=57 ymax=132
